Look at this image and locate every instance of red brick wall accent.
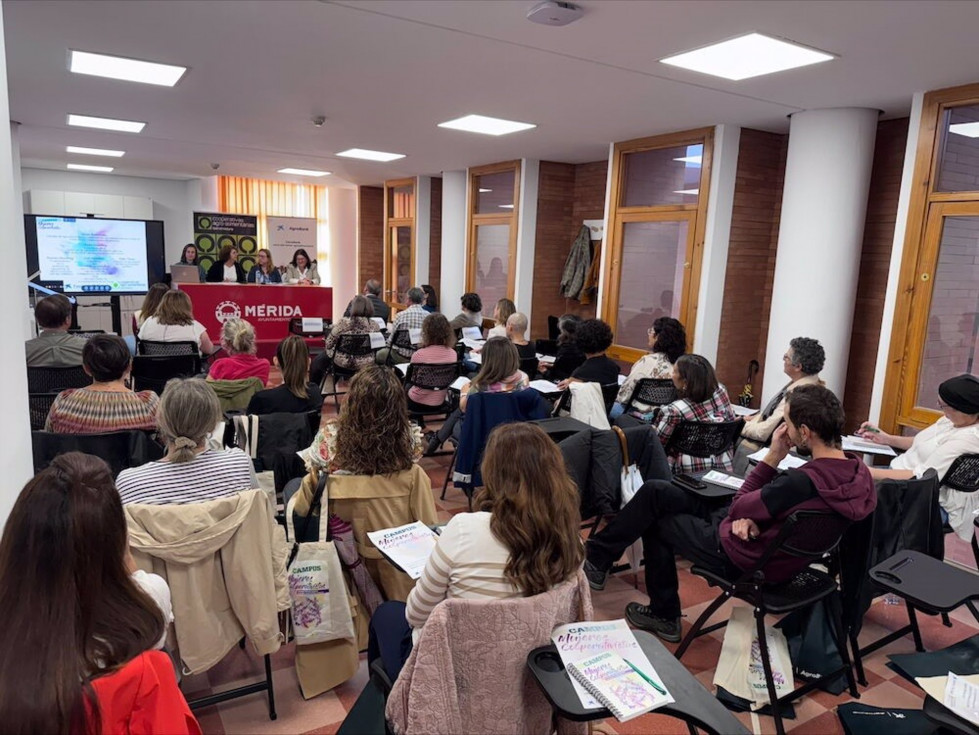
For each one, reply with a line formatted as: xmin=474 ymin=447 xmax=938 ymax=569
xmin=715 ymin=130 xmax=788 ymax=407
xmin=428 ymin=177 xmax=442 ymax=300
xmin=357 ymin=186 xmax=384 ymax=294
xmin=842 ymin=118 xmax=910 ymax=431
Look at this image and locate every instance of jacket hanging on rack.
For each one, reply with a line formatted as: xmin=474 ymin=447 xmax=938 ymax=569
xmin=560 ymin=225 xmax=592 ymax=300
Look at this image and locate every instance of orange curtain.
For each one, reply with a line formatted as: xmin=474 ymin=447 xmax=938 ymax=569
xmin=217 ymin=176 xmax=326 ymax=252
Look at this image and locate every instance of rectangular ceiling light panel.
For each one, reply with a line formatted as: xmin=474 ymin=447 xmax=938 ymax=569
xmin=67 ymin=163 xmax=114 ymax=172
xmin=67 ymin=114 xmax=145 ymax=133
xmin=70 ymin=50 xmax=186 ymax=86
xmin=438 ymin=114 xmax=536 ymax=136
xmin=66 ymin=146 xmax=125 ymax=157
xmin=336 ymin=148 xmax=405 ymax=162
xmin=660 ymin=33 xmax=833 ymax=81
xmin=277 ymin=168 xmax=331 ymax=177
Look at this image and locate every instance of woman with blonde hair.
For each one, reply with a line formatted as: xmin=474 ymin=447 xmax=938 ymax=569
xmin=247 ymin=248 xmax=281 ymax=284
xmin=134 ymin=283 xmax=170 ymax=329
xmin=369 ymin=421 xmax=584 ymax=680
xmin=486 ymin=297 xmax=516 ymax=339
xmin=207 ymin=318 xmax=270 ymax=385
xmin=138 ymin=290 xmax=216 ymax=355
xmin=248 ymin=335 xmax=324 ymax=414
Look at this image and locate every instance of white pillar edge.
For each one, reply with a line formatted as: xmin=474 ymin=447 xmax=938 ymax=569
xmin=439 ymin=170 xmax=468 ymax=317
xmin=867 ymin=93 xmax=926 ymax=423
xmin=693 ymin=124 xmax=740 ymax=363
xmin=414 ymin=175 xmax=431 ymax=289
xmin=328 ymin=188 xmax=357 ymax=319
xmin=594 ymin=142 xmax=615 ymax=322
xmin=514 ymin=158 xmax=540 ymax=331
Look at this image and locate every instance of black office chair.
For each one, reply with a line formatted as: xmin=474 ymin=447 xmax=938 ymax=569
xmin=32 ymin=429 xmax=165 ymax=475
xmin=664 ymin=418 xmax=745 ymax=461
xmin=623 ymin=378 xmax=678 ymax=415
xmin=518 ymin=356 xmax=539 ymax=380
xmin=321 ymin=333 xmax=378 ymax=409
xmin=676 ymin=510 xmax=857 ymax=735
xmin=27 ymin=365 xmax=91 ymax=430
xmin=404 ymin=362 xmax=460 ymax=425
xmin=386 ymin=328 xmax=418 ymax=366
xmin=137 ymin=339 xmax=201 ymax=357
xmin=535 ymin=338 xmax=557 ymax=357
xmin=288 ymin=316 xmax=331 ymax=338
xmin=131 ymin=354 xmax=202 ymax=394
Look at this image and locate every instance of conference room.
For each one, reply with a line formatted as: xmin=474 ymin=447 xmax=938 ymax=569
xmin=3 ymin=1 xmax=979 ymax=734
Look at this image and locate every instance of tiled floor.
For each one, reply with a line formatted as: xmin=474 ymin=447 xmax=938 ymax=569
xmin=190 ymin=399 xmax=979 ymax=734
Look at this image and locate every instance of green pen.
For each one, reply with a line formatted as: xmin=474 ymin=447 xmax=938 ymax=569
xmin=622 ymin=658 xmax=667 ymax=696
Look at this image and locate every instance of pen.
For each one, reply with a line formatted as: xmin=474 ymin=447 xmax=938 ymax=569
xmin=622 ymin=658 xmax=667 ymax=696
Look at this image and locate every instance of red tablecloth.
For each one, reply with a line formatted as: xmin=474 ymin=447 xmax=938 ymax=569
xmin=179 ymin=283 xmax=333 ymax=359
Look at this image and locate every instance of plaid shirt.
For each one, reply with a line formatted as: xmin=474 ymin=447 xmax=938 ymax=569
xmin=654 ymin=384 xmax=737 ymax=474
xmin=390 ymin=305 xmax=428 ymax=358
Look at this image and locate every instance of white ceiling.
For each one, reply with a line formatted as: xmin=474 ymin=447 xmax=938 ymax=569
xmin=6 ymin=0 xmax=979 ymax=187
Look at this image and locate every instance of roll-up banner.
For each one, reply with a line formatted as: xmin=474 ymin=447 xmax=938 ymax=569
xmin=193 ymin=212 xmax=259 ymax=273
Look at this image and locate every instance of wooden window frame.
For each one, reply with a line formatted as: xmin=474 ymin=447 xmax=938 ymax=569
xmin=466 ymin=161 xmax=521 ymax=301
xmin=602 ymin=128 xmax=714 ymax=363
xmin=383 ymin=177 xmax=415 ymax=307
xmin=879 ymin=82 xmax=979 ymax=432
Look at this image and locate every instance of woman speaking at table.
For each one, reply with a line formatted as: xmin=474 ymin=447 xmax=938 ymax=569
xmin=205 ymin=244 xmax=246 ymax=283
xmin=284 ymin=248 xmax=320 ymax=285
xmin=246 ymin=248 xmax=282 ymax=284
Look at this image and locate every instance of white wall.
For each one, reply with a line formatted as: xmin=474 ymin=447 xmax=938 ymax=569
xmin=414 ymin=176 xmax=431 ymax=288
xmin=514 ymin=159 xmax=540 ymax=330
xmin=329 ymin=188 xmax=358 ymax=319
xmin=440 ymin=170 xmax=467 ymax=316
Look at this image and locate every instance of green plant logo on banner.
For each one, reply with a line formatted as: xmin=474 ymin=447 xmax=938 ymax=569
xmin=193 ymin=211 xmax=258 ymax=275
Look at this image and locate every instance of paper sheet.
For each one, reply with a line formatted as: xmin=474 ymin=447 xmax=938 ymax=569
xmin=747 ymin=448 xmax=808 ymax=471
xmin=366 ymin=521 xmax=438 ymax=580
xmin=395 ymin=363 xmax=409 ymax=375
xmin=617 ymin=374 xmax=627 ymax=386
xmin=450 ymin=376 xmax=471 ymax=391
xmin=369 ymin=332 xmax=386 ymax=349
xmin=841 ymin=435 xmax=897 ymax=457
xmin=461 ymin=338 xmax=485 ymax=350
xmin=408 ymin=327 xmax=422 ymax=345
xmin=702 ymin=470 xmax=745 ymax=489
xmin=301 ymin=317 xmax=324 ymax=333
xmin=529 ymin=379 xmax=562 ymax=394
xmin=462 ymin=326 xmax=483 ymax=341
xmin=916 ymin=673 xmax=979 ymax=725
xmin=732 ymin=405 xmax=759 ymax=417
xmin=371 ymin=317 xmax=387 ymax=330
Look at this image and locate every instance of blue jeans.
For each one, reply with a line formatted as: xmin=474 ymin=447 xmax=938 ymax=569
xmin=368 ymin=601 xmax=413 ymax=681
xmin=609 ymin=402 xmax=626 ymax=419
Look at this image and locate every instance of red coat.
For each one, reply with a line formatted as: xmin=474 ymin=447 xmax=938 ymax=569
xmin=91 ymin=650 xmax=201 ymax=735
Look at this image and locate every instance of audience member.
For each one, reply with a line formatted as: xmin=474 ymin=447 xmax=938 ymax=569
xmin=448 ymin=292 xmax=483 ymax=332
xmin=426 ymin=337 xmax=529 ymax=454
xmin=505 ymin=312 xmax=536 ymax=360
xmin=612 ymin=316 xmax=686 ymax=418
xmin=246 ymin=248 xmax=282 ymax=284
xmin=205 ymin=244 xmax=246 ymax=283
xmin=0 ymin=452 xmax=196 ymax=734
xmin=177 ymin=242 xmax=206 ymax=282
xmin=318 ymin=294 xmax=381 ymax=374
xmin=421 ymin=284 xmax=438 ymax=313
xmin=344 ymin=279 xmax=390 ymax=322
xmin=406 ymin=313 xmax=458 ymax=409
xmin=284 ymin=248 xmax=320 ymax=285
xmin=247 ymin=336 xmax=324 ymax=415
xmin=138 ymin=290 xmax=216 ymax=355
xmin=379 ymin=287 xmax=428 ymax=365
xmin=116 ymin=378 xmax=256 ymax=505
xmin=584 ymin=384 xmax=876 ymax=642
xmin=858 ymin=373 xmax=979 ymax=540
xmin=25 ymin=293 xmax=86 ymax=367
xmin=558 ymin=318 xmax=619 ymax=388
xmin=207 ymin=318 xmax=271 ymax=385
xmin=541 ymin=313 xmax=585 ymax=382
xmin=134 ymin=283 xmax=171 ymax=329
xmin=45 ymin=335 xmax=159 ymax=434
xmin=486 ymin=298 xmax=516 ymax=339
xmin=369 ymin=422 xmax=584 ymax=680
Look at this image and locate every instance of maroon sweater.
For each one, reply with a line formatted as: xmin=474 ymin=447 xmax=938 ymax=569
xmin=718 ymin=454 xmax=876 ymax=582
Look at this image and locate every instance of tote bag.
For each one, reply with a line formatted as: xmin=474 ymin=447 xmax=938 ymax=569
xmin=714 ymin=606 xmax=794 ymax=708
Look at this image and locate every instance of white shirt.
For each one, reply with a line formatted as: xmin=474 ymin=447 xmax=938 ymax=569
xmin=891 ymin=416 xmax=979 ymax=540
xmin=131 ymin=569 xmax=173 ymax=649
xmin=223 ymin=264 xmax=238 ymax=282
xmin=138 ymin=316 xmax=207 ymax=350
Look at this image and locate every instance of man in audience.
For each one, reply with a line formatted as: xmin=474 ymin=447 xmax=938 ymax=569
xmin=583 ymin=384 xmax=875 ymax=642
xmin=378 ymin=287 xmax=427 ymax=364
xmin=25 ymin=294 xmax=86 ymax=367
xmin=344 ymin=279 xmax=390 ymax=323
xmin=506 ymin=312 xmax=536 ymax=360
xmin=449 ymin=292 xmax=483 ymax=332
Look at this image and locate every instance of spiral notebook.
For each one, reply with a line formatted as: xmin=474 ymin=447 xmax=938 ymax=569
xmin=566 ymin=651 xmax=672 ymax=722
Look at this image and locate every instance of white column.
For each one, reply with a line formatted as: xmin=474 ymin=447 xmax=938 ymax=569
xmin=329 ymin=187 xmax=357 ymax=320
xmin=440 ymin=170 xmax=467 ymax=315
xmin=0 ymin=1 xmax=37 ymax=526
xmin=414 ymin=176 xmax=431 ymax=288
xmin=594 ymin=143 xmax=615 ymax=316
xmin=693 ymin=124 xmax=740 ymax=362
xmin=514 ymin=159 xmax=539 ymax=330
xmin=762 ymin=108 xmax=879 ymax=399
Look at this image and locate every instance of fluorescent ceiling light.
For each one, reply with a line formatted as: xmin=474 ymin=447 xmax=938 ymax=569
xmin=438 ymin=114 xmax=536 ymax=136
xmin=67 ymin=163 xmax=114 ymax=172
xmin=660 ymin=33 xmax=834 ymax=81
xmin=673 ymin=189 xmax=699 ymax=195
xmin=336 ymin=148 xmax=405 ymax=162
xmin=949 ymin=122 xmax=979 ymax=138
xmin=67 ymin=114 xmax=145 ymax=133
xmin=69 ymin=49 xmax=186 ymax=87
xmin=66 ymin=145 xmax=125 ymax=157
xmin=478 ymin=188 xmax=492 ymax=193
xmin=673 ymin=155 xmax=702 ymax=165
xmin=277 ymin=167 xmax=331 ymax=177
xmin=499 ymin=204 xmax=514 ymax=209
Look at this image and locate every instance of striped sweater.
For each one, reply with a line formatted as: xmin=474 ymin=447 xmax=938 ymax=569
xmin=45 ymin=387 xmax=159 ymax=434
xmin=117 ymin=448 xmax=257 ymax=505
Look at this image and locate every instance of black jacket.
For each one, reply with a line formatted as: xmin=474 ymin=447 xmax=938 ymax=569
xmin=206 ymin=260 xmax=246 ymax=283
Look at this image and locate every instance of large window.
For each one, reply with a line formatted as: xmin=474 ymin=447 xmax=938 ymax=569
xmin=467 ymin=161 xmax=520 ymax=307
xmin=881 ymin=84 xmax=979 ymax=431
xmin=601 ymin=130 xmax=713 ymax=361
xmin=384 ymin=178 xmax=415 ymax=304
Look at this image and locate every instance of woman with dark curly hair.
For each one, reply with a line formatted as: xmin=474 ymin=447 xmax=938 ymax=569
xmin=205 ymin=244 xmax=246 ymax=283
xmin=611 ymin=316 xmax=687 ymax=419
xmin=448 ymin=292 xmax=483 ymax=332
xmin=558 ymin=318 xmax=619 ymax=388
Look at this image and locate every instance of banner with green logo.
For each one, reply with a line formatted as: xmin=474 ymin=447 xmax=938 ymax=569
xmin=193 ymin=212 xmax=259 ymax=274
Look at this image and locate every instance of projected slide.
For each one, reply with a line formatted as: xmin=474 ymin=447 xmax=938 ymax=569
xmin=35 ymin=217 xmax=149 ymax=293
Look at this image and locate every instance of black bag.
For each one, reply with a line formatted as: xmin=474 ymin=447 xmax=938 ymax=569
xmin=837 ymin=703 xmax=937 ymax=735
xmin=776 ymin=602 xmax=846 ymax=695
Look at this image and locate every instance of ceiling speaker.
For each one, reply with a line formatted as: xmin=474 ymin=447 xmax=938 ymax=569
xmin=526 ymin=1 xmax=583 ymax=27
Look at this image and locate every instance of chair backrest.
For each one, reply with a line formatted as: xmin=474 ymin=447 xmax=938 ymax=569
xmin=32 ymin=429 xmax=164 ymax=475
xmin=335 ymin=332 xmax=374 ymax=357
xmin=600 ymin=383 xmax=619 ymax=414
xmin=942 ymin=454 xmax=979 ymax=493
xmin=547 ymin=314 xmax=560 ymax=340
xmin=535 ymin=338 xmax=557 ymax=357
xmin=131 ymin=354 xmax=201 ymax=394
xmin=752 ymin=510 xmax=852 ymax=577
xmin=234 ymin=411 xmax=316 ymax=484
xmin=137 ymin=339 xmax=200 ymax=357
xmin=27 ymin=365 xmax=90 ymax=393
xmin=627 ymin=378 xmax=678 ymax=411
xmin=405 ymin=362 xmax=459 ymax=391
xmin=664 ymin=418 xmax=745 ymax=458
xmin=518 ymin=356 xmax=539 ymax=379
xmin=390 ymin=328 xmax=417 ymax=353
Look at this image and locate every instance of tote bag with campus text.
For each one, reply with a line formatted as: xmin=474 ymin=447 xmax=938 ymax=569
xmin=286 ymin=475 xmax=355 ymax=646
xmin=714 ymin=606 xmax=794 ymax=709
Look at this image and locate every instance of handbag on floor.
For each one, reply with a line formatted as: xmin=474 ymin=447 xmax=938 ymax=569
xmin=714 ymin=606 xmax=794 ymax=710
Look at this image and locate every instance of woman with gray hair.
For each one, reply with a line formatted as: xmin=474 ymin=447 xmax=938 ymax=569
xmin=208 ymin=318 xmax=271 ymax=385
xmin=115 ymin=378 xmax=257 ymax=505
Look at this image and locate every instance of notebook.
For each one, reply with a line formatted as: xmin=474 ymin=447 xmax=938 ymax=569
xmin=566 ymin=651 xmax=672 ymax=722
xmin=366 ymin=521 xmax=438 ymax=579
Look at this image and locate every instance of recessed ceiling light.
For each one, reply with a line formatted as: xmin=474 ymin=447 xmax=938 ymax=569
xmin=67 ymin=163 xmax=114 ymax=173
xmin=479 ymin=188 xmax=493 ymax=193
xmin=673 ymin=189 xmax=699 ymax=195
xmin=673 ymin=155 xmax=702 ymax=165
xmin=438 ymin=114 xmax=536 ymax=136
xmin=66 ymin=145 xmax=125 ymax=157
xmin=67 ymin=114 xmax=145 ymax=133
xmin=660 ymin=33 xmax=834 ymax=81
xmin=277 ymin=168 xmax=331 ymax=177
xmin=336 ymin=148 xmax=405 ymax=162
xmin=949 ymin=122 xmax=979 ymax=138
xmin=499 ymin=204 xmax=515 ymax=209
xmin=69 ymin=50 xmax=187 ymax=87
